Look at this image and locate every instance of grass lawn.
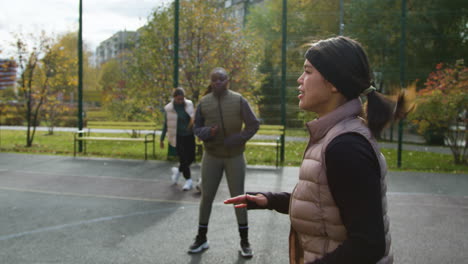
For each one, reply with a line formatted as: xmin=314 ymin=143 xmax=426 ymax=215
xmin=0 ymin=129 xmax=466 ymax=174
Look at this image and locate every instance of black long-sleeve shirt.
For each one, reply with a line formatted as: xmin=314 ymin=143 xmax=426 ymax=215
xmin=248 ymin=132 xmax=386 ymax=264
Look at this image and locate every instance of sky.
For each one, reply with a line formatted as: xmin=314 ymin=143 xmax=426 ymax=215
xmin=0 ymin=0 xmax=172 ymax=57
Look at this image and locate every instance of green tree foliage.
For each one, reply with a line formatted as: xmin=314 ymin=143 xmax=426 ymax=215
xmin=12 ymin=31 xmax=95 ymax=143
xmin=41 ymin=32 xmax=95 ymax=134
xmin=98 ymin=58 xmax=136 ymax=121
xmin=248 ymin=0 xmax=467 ymax=126
xmin=345 ymin=0 xmax=400 ymax=92
xmin=408 ymin=60 xmax=467 ymax=164
xmin=406 ymin=0 xmax=467 ymax=84
xmin=14 ymin=31 xmax=57 ymax=146
xmin=106 ymin=0 xmax=262 ymax=125
xmin=346 ymin=0 xmax=468 ymax=90
xmin=246 ymin=0 xmax=340 ymax=126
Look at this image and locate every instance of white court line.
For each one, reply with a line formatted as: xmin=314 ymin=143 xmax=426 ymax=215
xmin=0 ymin=186 xmax=201 ymax=205
xmin=389 ymin=202 xmax=468 ymax=210
xmin=388 ymin=191 xmax=468 ymax=199
xmin=0 ymin=169 xmax=291 ymax=190
xmin=0 ymin=206 xmax=193 ymax=241
xmin=0 ymin=187 xmax=466 ymax=241
xmin=4 ymin=169 xmax=165 ymax=183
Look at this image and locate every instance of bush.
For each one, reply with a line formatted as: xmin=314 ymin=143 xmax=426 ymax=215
xmin=58 ymin=116 xmax=79 ymax=127
xmin=408 ymin=60 xmax=467 ymax=164
xmin=422 ymin=127 xmax=445 ymax=145
xmin=0 ymin=103 xmax=24 ymax=125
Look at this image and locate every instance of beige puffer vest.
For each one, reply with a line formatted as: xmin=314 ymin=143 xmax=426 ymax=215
xmin=289 ymin=99 xmax=392 ymax=264
xmin=164 ymin=99 xmax=194 ymax=147
xmin=199 ymin=90 xmax=244 ymax=158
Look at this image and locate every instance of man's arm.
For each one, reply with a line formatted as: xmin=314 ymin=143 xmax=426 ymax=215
xmin=224 ymin=98 xmax=260 ymax=146
xmin=193 ymin=104 xmax=214 ymax=141
xmin=160 ymin=111 xmax=167 ymax=142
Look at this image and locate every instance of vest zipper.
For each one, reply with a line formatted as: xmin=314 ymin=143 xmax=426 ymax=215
xmin=217 ymin=96 xmax=230 ymax=156
xmin=217 ymin=97 xmax=226 ymax=137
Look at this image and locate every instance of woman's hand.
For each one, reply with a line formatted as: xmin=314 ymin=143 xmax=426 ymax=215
xmin=224 ymin=194 xmax=268 ymax=208
xmin=159 ymin=141 xmax=164 ymax=149
xmin=210 ymin=125 xmax=219 ymax=137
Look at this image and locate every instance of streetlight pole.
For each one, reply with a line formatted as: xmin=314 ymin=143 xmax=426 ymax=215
xmin=339 ymin=0 xmax=344 ymax=35
xmin=243 ymin=0 xmax=249 ymax=27
xmin=398 ymin=0 xmax=407 ymax=168
xmin=280 ymin=0 xmax=287 ymax=164
xmin=173 ymin=0 xmax=179 ymax=88
xmin=168 ymin=0 xmax=180 ymax=159
xmin=78 ymin=0 xmax=84 ymax=152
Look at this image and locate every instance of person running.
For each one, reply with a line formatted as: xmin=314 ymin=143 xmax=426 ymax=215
xmin=188 ymin=67 xmax=260 ymax=258
xmin=160 ymin=87 xmax=196 ymax=191
xmin=225 ymin=36 xmax=406 ymax=264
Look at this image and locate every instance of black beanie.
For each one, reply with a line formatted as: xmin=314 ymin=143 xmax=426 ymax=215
xmin=304 ymin=37 xmax=371 ymax=100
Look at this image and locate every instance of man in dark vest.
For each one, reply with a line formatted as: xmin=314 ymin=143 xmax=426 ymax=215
xmin=188 ymin=67 xmax=259 ymax=258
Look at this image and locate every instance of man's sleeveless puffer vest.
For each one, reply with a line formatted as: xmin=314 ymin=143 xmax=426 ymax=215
xmin=289 ymin=99 xmax=393 ymax=264
xmin=164 ymin=99 xmax=194 ymax=148
xmin=199 ymin=90 xmax=244 ymax=158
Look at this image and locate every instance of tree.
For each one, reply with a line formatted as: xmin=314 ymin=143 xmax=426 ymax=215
xmin=12 ymin=31 xmax=89 ymax=144
xmin=116 ymin=0 xmax=262 ymax=125
xmin=345 ymin=0 xmax=400 ymax=92
xmin=41 ymin=32 xmax=80 ymax=134
xmin=408 ymin=60 xmax=467 ymax=164
xmin=246 ymin=0 xmax=341 ymax=126
xmin=98 ymin=58 xmax=132 ymax=120
xmin=346 ymin=0 xmax=468 ymax=89
xmin=15 ymin=32 xmax=57 ymax=146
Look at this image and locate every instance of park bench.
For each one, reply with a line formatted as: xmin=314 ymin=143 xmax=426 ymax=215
xmin=246 ymin=124 xmax=285 ymax=167
xmin=195 ymin=124 xmax=285 ymax=167
xmin=73 ymin=121 xmax=157 ymax=160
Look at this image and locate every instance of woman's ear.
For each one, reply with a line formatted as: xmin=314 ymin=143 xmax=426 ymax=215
xmin=325 ymin=80 xmax=339 ymax=93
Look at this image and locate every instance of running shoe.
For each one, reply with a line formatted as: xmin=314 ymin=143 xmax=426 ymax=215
xmin=188 ymin=235 xmax=209 ymax=254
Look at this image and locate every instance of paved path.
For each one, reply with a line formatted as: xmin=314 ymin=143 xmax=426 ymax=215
xmin=0 ymin=153 xmax=467 ymax=263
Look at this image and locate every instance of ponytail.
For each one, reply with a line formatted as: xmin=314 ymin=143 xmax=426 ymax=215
xmin=366 ymin=90 xmax=406 ymax=137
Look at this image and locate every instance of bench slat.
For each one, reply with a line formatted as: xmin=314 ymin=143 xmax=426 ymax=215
xmin=88 ymin=127 xmax=156 ymax=130
xmin=76 ymin=137 xmax=151 ymax=142
xmin=86 ymin=121 xmax=157 ymax=131
xmin=74 ymin=121 xmax=157 ymax=160
xmin=246 ymin=142 xmax=278 ymax=147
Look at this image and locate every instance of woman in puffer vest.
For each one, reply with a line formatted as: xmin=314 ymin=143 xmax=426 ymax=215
xmin=225 ymin=36 xmax=406 ymax=264
xmin=160 ymin=87 xmax=196 ymax=191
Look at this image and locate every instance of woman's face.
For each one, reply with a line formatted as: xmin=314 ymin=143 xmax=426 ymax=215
xmin=297 ymin=59 xmax=337 ymax=116
xmin=210 ymin=71 xmax=229 ymax=95
xmin=173 ymin=94 xmax=184 ymax=105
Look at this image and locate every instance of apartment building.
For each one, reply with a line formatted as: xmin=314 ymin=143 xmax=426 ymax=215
xmin=224 ymin=0 xmax=265 ymax=25
xmin=95 ymin=30 xmax=138 ymax=66
xmin=0 ymin=59 xmax=17 ymax=90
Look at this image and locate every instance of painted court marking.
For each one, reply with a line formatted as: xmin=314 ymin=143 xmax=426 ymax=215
xmin=0 ymin=186 xmax=200 ymax=205
xmin=0 ymin=206 xmax=193 ymax=241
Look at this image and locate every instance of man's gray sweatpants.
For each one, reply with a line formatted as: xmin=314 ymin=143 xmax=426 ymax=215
xmin=198 ymin=152 xmax=247 ymax=225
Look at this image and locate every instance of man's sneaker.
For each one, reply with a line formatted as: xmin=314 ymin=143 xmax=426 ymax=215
xmin=183 ymin=179 xmax=193 ymax=191
xmin=171 ymin=167 xmax=180 ymax=185
xmin=240 ymin=240 xmax=253 ymax=258
xmin=188 ymin=236 xmax=209 ymax=254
